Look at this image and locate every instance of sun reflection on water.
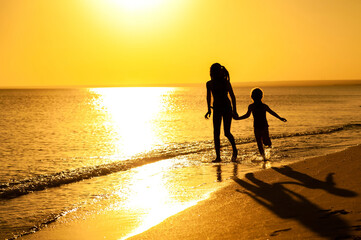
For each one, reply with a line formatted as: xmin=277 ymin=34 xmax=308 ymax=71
xmin=87 ymin=88 xmax=202 ymax=239
xmin=89 ymin=87 xmax=174 ymax=158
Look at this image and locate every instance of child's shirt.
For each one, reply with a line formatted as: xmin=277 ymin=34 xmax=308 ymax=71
xmin=249 ymin=102 xmax=270 ymax=129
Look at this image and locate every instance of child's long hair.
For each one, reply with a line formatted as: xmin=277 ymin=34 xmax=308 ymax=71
xmin=221 ymin=65 xmax=230 ymax=82
xmin=210 ymin=63 xmax=230 ymax=82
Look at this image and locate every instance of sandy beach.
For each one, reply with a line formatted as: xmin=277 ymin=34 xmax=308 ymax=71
xmin=21 ymin=145 xmax=361 ymax=240
xmin=129 ymin=145 xmax=361 ymax=240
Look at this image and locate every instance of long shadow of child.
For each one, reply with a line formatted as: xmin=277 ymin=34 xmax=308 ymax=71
xmin=233 ymin=173 xmax=352 ymax=239
xmin=272 ymin=166 xmax=357 ymax=197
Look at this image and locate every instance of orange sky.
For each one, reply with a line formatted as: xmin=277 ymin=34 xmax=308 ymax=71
xmin=1 ymin=0 xmax=361 ymax=87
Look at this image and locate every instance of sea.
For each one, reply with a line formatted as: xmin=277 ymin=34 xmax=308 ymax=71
xmin=0 ymin=85 xmax=361 ymax=239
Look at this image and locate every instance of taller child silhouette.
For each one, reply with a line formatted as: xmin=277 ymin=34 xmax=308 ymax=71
xmin=205 ymin=63 xmax=238 ymax=162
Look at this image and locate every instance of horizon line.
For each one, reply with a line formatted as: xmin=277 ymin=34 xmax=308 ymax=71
xmin=1 ymin=79 xmax=361 ymax=89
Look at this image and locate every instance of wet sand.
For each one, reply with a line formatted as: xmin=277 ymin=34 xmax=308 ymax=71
xmin=129 ymin=145 xmax=361 ymax=239
xmin=22 ymin=145 xmax=361 ymax=240
xmin=21 ymin=158 xmax=242 ymax=240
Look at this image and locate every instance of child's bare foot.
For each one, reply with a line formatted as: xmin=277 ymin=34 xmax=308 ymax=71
xmin=262 ymin=160 xmax=271 ymax=169
xmin=212 ymin=157 xmax=221 ymax=163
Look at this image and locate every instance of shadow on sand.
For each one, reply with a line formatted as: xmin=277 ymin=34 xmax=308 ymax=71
xmin=272 ymin=166 xmax=357 ymax=197
xmin=232 ymin=168 xmax=358 ymax=239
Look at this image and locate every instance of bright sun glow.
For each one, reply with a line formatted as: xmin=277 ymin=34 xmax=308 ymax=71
xmin=86 ymin=0 xmax=187 ymax=38
xmin=110 ymin=0 xmax=164 ymax=11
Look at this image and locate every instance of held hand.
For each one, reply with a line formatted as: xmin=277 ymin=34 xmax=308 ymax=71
xmin=205 ymin=110 xmax=211 ymax=119
xmin=232 ymin=111 xmax=239 ymax=120
xmin=280 ymin=117 xmax=287 ymax=122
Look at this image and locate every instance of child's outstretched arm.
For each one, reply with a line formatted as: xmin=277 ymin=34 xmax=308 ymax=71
xmin=266 ymin=106 xmax=287 ymax=122
xmin=234 ymin=105 xmax=251 ymax=120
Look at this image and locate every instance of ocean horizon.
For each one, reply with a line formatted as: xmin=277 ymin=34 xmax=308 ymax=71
xmin=2 ymin=79 xmax=361 ymax=89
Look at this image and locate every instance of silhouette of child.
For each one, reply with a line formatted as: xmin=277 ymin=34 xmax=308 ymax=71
xmin=234 ymin=88 xmax=287 ymax=161
xmin=205 ymin=63 xmax=238 ymax=163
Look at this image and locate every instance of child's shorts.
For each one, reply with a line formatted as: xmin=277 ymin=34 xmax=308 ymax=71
xmin=254 ymin=127 xmax=272 ymax=147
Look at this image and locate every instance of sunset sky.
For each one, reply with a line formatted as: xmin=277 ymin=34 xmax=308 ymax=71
xmin=1 ymin=0 xmax=361 ymax=87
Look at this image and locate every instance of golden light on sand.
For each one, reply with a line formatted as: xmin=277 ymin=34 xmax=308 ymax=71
xmin=90 ymin=88 xmax=174 ymax=157
xmin=115 ymin=161 xmax=198 ymax=240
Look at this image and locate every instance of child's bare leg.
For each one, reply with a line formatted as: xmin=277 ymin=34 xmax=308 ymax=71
xmin=224 ymin=113 xmax=237 ymax=162
xmin=255 ymin=129 xmax=267 ymax=161
xmin=263 ymin=128 xmax=272 ymax=148
xmin=213 ymin=112 xmax=222 ymax=162
xmin=256 ymin=139 xmax=267 ymax=161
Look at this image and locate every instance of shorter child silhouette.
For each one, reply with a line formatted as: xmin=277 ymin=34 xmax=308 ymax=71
xmin=234 ymin=88 xmax=287 ymax=161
